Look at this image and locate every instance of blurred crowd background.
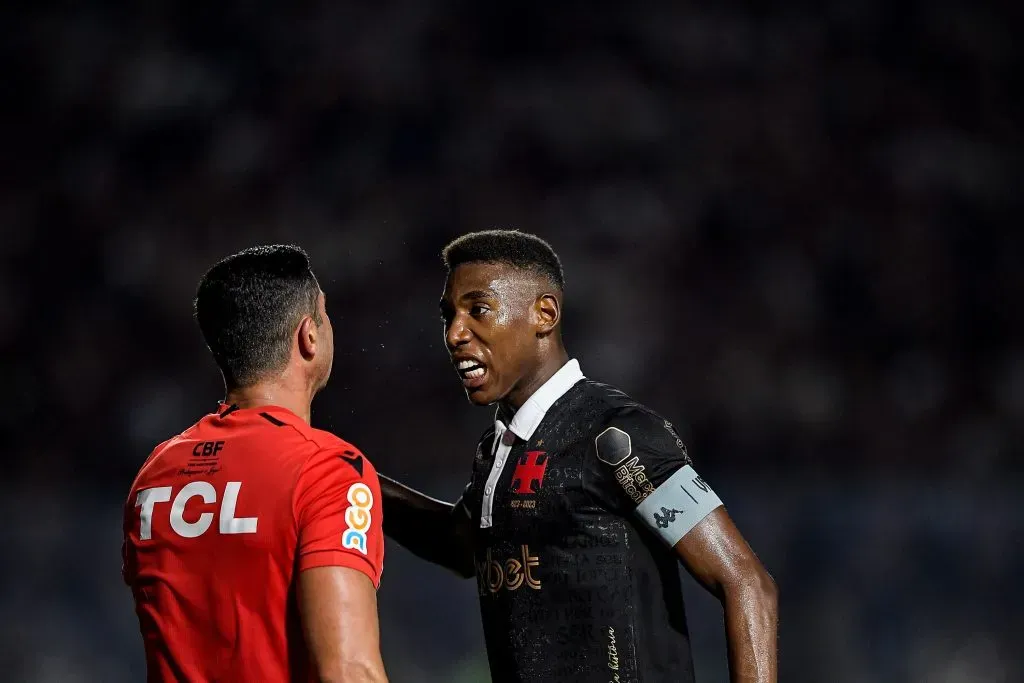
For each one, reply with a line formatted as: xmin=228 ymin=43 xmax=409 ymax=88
xmin=2 ymin=1 xmax=1020 ymax=681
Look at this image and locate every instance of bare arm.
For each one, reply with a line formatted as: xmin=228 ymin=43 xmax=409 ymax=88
xmin=590 ymin=411 xmax=777 ymax=680
xmin=378 ymin=474 xmax=475 ymax=578
xmin=675 ymin=507 xmax=778 ymax=683
xmin=299 ymin=566 xmax=388 ymax=683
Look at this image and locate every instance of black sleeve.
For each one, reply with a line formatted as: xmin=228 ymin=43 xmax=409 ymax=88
xmin=378 ymin=471 xmax=476 ymax=578
xmin=587 ymin=407 xmax=723 ymax=546
xmin=452 ymin=479 xmax=474 ymax=524
xmin=453 ymin=425 xmax=496 ymax=527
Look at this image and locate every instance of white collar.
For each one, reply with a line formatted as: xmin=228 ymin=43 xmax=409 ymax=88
xmin=495 ymin=359 xmax=585 ymax=441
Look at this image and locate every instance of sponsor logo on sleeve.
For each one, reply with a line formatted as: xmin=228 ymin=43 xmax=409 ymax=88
xmin=595 ymin=427 xmax=656 ymax=505
xmin=342 ymin=482 xmax=373 ymax=554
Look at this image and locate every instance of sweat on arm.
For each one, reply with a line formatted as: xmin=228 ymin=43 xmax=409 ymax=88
xmin=589 ymin=407 xmax=723 ymax=542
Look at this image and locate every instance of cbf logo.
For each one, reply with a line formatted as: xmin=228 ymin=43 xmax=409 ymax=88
xmin=342 ymin=483 xmax=373 ymax=555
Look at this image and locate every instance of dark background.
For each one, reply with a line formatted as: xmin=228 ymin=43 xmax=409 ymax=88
xmin=2 ymin=1 xmax=1020 ymax=681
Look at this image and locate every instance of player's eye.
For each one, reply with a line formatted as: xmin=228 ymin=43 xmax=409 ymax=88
xmin=470 ymin=304 xmax=490 ymax=317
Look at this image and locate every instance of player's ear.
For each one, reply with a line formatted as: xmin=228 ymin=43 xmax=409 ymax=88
xmin=535 ymin=293 xmax=560 ymax=337
xmin=297 ymin=315 xmax=318 ymax=360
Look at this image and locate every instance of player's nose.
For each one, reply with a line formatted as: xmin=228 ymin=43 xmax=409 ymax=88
xmin=446 ymin=316 xmax=472 ymax=349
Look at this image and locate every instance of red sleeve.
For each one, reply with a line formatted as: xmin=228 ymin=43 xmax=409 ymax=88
xmin=122 ymin=494 xmax=136 ymax=587
xmin=293 ymin=447 xmax=384 ymax=588
xmin=121 ymin=517 xmax=130 ymax=586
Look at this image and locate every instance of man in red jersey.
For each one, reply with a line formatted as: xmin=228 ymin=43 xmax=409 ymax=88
xmin=122 ymin=245 xmax=388 ymax=683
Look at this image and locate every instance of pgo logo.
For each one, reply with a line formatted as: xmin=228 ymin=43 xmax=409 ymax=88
xmin=342 ymin=483 xmax=373 ymax=555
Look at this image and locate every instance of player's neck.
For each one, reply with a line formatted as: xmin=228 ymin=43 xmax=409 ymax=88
xmin=224 ymin=382 xmax=313 ymax=424
xmin=501 ymin=347 xmax=570 ymax=413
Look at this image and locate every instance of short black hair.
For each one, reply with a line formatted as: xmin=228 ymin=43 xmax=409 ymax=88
xmin=441 ymin=229 xmax=565 ymax=290
xmin=194 ymin=244 xmax=321 ymax=389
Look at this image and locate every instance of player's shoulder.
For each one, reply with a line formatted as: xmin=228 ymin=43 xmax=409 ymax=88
xmin=129 ymin=433 xmax=181 ymax=488
xmin=246 ymin=408 xmax=364 ymax=459
xmin=546 ymin=378 xmax=636 ymax=430
xmin=577 ymin=379 xmax=671 ymax=431
xmin=581 ymin=381 xmax=690 ymax=461
xmin=303 ymin=424 xmax=360 ymax=455
xmin=306 ymin=425 xmax=375 ymax=468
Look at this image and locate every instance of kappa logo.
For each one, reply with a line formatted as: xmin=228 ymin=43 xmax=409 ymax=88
xmin=653 ymin=507 xmax=684 ymax=529
xmin=511 ymin=451 xmax=548 ymax=495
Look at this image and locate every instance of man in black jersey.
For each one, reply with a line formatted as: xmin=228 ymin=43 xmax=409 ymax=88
xmin=381 ymin=230 xmax=778 ymax=682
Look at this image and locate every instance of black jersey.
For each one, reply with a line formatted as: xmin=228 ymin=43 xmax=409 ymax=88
xmin=455 ymin=361 xmax=723 ymax=683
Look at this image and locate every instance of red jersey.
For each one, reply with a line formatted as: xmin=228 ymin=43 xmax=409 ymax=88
xmin=122 ymin=404 xmax=384 ymax=683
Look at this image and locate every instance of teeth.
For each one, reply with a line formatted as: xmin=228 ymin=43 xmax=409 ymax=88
xmin=456 ymin=359 xmax=486 ymax=379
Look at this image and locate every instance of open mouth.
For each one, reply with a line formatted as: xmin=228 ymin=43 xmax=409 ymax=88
xmin=456 ymin=359 xmax=488 ymax=388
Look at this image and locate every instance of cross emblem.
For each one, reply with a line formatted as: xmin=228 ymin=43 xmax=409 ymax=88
xmin=511 ymin=451 xmax=548 ymax=495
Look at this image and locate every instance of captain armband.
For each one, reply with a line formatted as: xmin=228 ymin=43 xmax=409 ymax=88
xmin=634 ymin=466 xmax=723 ymax=546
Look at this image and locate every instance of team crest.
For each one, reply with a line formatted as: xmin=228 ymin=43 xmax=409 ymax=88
xmin=511 ymin=451 xmax=548 ymax=495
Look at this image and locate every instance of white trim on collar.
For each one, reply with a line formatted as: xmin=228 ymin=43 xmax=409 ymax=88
xmin=495 ymin=359 xmax=585 ymax=441
xmin=479 ymin=358 xmax=585 ymax=528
